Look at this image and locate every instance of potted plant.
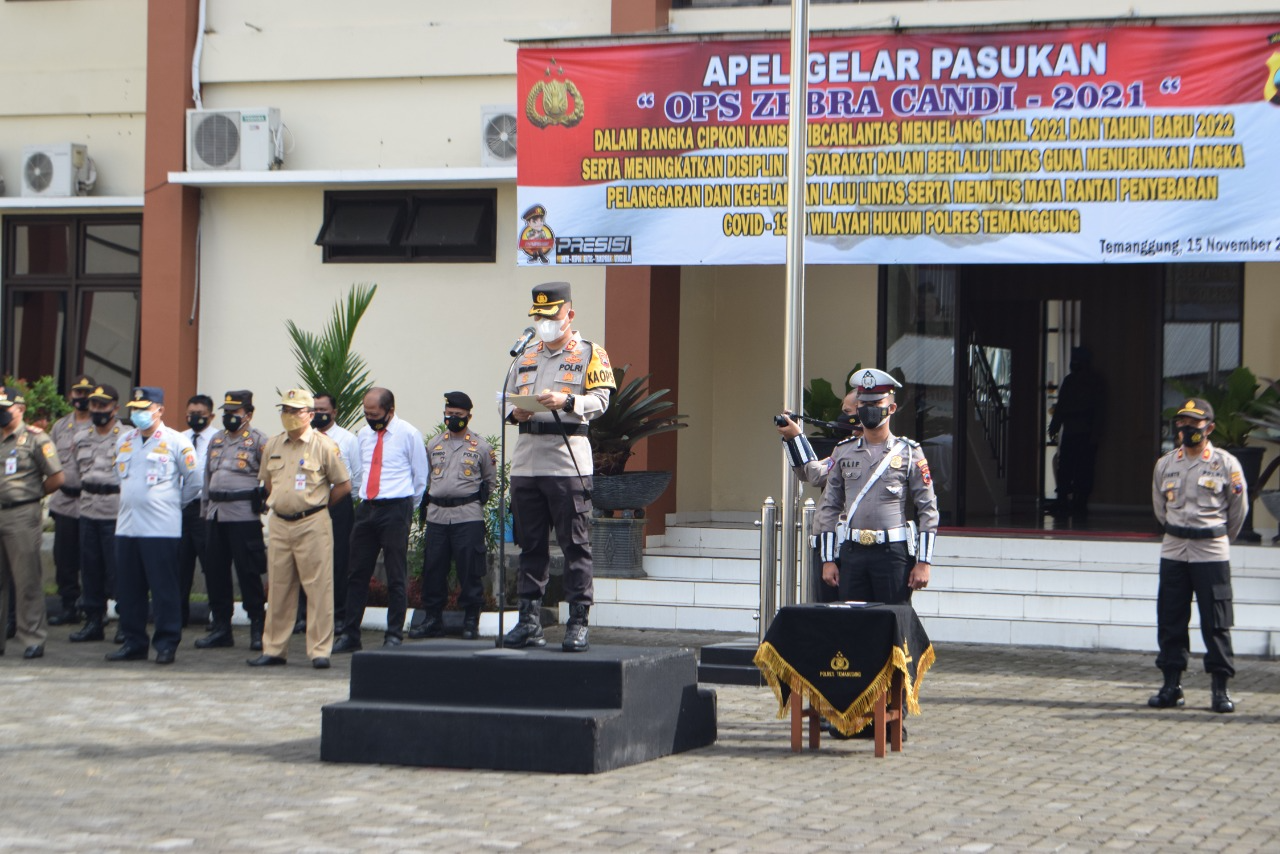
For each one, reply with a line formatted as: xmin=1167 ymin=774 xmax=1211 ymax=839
xmin=2 ymin=375 xmax=70 ymax=431
xmin=1242 ymin=376 xmax=1280 ymax=543
xmin=802 ymin=364 xmax=860 ymax=458
xmin=1168 ymin=366 xmax=1280 ymax=542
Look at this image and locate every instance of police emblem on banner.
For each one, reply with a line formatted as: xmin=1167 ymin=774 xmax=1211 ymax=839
xmin=526 ymin=58 xmax=584 ymax=128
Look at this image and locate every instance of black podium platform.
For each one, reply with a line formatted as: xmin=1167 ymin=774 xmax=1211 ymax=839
xmin=321 ymin=643 xmax=717 ymax=774
xmin=698 ymin=640 xmax=767 ymax=686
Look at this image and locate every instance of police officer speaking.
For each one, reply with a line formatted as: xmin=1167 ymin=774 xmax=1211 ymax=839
xmin=1149 ymin=398 xmax=1247 ymax=714
xmin=816 ymin=369 xmax=939 ymax=604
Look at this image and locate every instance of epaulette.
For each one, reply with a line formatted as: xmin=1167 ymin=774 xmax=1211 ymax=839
xmin=26 ymin=424 xmax=45 ymax=434
xmin=835 ymin=435 xmax=859 ymax=447
xmin=901 ymin=437 xmax=921 ymax=448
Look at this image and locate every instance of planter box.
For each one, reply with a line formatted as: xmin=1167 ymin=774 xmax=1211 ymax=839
xmin=590 ymin=516 xmax=647 ymax=578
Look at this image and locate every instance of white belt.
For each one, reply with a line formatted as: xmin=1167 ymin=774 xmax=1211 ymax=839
xmin=845 ymin=526 xmax=910 ymax=546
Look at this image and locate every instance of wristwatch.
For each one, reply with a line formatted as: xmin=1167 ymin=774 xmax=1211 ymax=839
xmin=562 ymin=394 xmax=576 ymax=414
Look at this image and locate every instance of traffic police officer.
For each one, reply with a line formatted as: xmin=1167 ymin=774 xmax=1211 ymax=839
xmin=0 ymin=386 xmax=64 ymax=659
xmin=69 ymin=384 xmax=123 ymax=643
xmin=248 ymin=389 xmax=350 ymax=669
xmin=409 ymin=391 xmax=497 ymax=641
xmin=503 ymin=282 xmax=614 ymax=652
xmin=1149 ymin=398 xmax=1246 ymax=714
xmin=107 ymin=387 xmax=199 ymax=664
xmin=196 ymin=390 xmax=269 ymax=651
xmin=816 ymin=369 xmax=939 ymax=605
xmin=47 ymin=373 xmax=95 ymax=626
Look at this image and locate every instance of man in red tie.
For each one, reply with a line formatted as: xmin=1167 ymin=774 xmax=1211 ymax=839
xmin=333 ymin=388 xmax=428 ymax=652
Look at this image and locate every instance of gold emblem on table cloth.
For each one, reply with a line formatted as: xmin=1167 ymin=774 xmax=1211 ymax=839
xmin=830 ymin=651 xmax=850 ymax=671
xmin=858 ymin=530 xmax=876 ymax=546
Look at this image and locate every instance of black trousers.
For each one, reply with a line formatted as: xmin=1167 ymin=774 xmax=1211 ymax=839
xmin=342 ymin=496 xmax=413 ymax=639
xmin=297 ymin=493 xmax=354 ymax=627
xmin=203 ymin=519 xmax=267 ymax=625
xmin=177 ymin=501 xmax=206 ymax=626
xmin=1156 ymin=558 xmax=1235 ymax=677
xmin=838 ymin=540 xmax=913 ymax=605
xmin=511 ymin=475 xmax=593 ymax=606
xmin=51 ymin=511 xmax=81 ymax=608
xmin=1056 ymin=434 xmax=1097 ymax=511
xmin=421 ymin=520 xmax=486 ymax=612
xmin=78 ymin=515 xmax=117 ymax=616
xmin=115 ymin=536 xmax=181 ymax=653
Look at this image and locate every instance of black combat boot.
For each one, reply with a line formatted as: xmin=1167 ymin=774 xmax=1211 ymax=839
xmin=69 ymin=613 xmax=106 ymax=643
xmin=562 ymin=603 xmax=590 ymax=652
xmin=194 ymin=621 xmax=234 ymax=649
xmin=48 ymin=602 xmax=83 ymax=626
xmin=249 ymin=618 xmax=264 ymax=652
xmin=1148 ymin=668 xmax=1185 ymax=708
xmin=1211 ymin=672 xmax=1235 ymax=714
xmin=502 ymin=598 xmax=546 ymax=648
xmin=461 ymin=608 xmax=481 ymax=641
xmin=408 ymin=611 xmax=445 ymax=639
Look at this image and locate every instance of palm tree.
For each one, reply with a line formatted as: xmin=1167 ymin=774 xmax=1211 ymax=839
xmin=285 ymin=283 xmax=377 ymax=430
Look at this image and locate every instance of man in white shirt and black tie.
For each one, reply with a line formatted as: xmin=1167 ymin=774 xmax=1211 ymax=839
xmin=178 ymin=394 xmax=214 ymax=627
xmin=333 ymin=388 xmax=428 ymax=652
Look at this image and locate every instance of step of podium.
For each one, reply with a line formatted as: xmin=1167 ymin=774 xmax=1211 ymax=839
xmin=321 ymin=643 xmax=717 ymax=773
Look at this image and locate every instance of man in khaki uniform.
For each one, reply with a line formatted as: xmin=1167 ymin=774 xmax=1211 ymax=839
xmin=1149 ymin=397 xmax=1247 ymax=714
xmin=47 ymin=373 xmax=96 ymax=626
xmin=248 ymin=389 xmax=350 ymax=669
xmin=0 ymin=386 xmax=65 ymax=659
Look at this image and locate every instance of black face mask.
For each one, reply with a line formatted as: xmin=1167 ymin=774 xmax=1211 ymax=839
xmin=0 ymin=409 xmax=12 ymax=428
xmin=1177 ymin=423 xmax=1207 ymax=447
xmin=833 ymin=412 xmax=860 ymax=436
xmin=366 ymin=414 xmax=389 ymax=432
xmin=187 ymin=414 xmax=209 ymax=432
xmin=856 ymin=404 xmax=890 ymax=430
xmin=445 ymin=415 xmax=469 ymax=434
xmin=71 ymin=397 xmax=90 ymax=412
xmin=222 ymin=413 xmax=244 ymax=433
xmin=91 ymin=411 xmax=116 ymax=428
xmin=311 ymin=412 xmax=333 ymax=431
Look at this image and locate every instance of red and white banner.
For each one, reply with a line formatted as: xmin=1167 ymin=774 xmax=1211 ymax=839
xmin=516 ymin=23 xmax=1280 ymax=265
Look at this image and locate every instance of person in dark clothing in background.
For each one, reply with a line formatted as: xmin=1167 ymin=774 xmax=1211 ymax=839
xmin=1047 ymin=346 xmax=1104 ymax=517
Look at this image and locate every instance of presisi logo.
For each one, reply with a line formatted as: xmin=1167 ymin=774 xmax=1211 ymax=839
xmin=555 ymin=235 xmax=633 ymax=264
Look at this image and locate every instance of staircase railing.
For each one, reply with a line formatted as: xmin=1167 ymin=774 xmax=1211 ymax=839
xmin=968 ymin=332 xmax=1010 ymax=478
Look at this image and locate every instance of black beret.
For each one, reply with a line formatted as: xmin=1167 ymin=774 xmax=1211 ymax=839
xmin=443 ymin=391 xmax=473 ymax=410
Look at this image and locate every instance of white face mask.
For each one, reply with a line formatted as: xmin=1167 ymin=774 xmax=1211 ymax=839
xmin=535 ymin=317 xmax=565 ymax=342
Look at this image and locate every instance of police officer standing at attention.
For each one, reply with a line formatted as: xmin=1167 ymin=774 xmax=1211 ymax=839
xmin=248 ymin=389 xmax=350 ymax=669
xmin=0 ymin=386 xmax=64 ymax=659
xmin=196 ymin=391 xmax=269 ymax=651
xmin=1149 ymin=398 xmax=1246 ymax=714
xmin=47 ymin=374 xmax=96 ymax=627
xmin=178 ymin=394 xmax=215 ymax=627
xmin=410 ymin=391 xmax=497 ymax=641
xmin=333 ymin=387 xmax=428 ymax=652
xmin=503 ymin=282 xmax=614 ymax=652
xmin=816 ymin=369 xmax=939 ymax=605
xmin=293 ymin=392 xmax=363 ymax=636
xmin=107 ymin=387 xmax=198 ymax=664
xmin=69 ymin=385 xmax=124 ymax=643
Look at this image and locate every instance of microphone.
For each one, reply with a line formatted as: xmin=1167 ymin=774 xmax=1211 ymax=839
xmin=509 ymin=326 xmax=536 ymax=357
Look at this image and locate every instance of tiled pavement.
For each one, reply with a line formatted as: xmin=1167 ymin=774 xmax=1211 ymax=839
xmin=1 ymin=622 xmax=1278 ymax=852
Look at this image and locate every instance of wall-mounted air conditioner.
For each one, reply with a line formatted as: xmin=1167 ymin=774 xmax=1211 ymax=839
xmin=480 ymin=105 xmax=517 ymax=168
xmin=21 ymin=143 xmax=96 ymax=197
xmin=186 ymin=107 xmax=283 ymax=171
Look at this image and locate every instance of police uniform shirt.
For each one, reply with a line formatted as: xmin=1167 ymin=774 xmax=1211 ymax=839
xmin=504 ymin=334 xmax=614 ymax=477
xmin=425 ymin=430 xmax=498 ymax=525
xmin=0 ymin=425 xmax=61 ymax=504
xmin=204 ymin=426 xmax=269 ymax=522
xmin=180 ymin=426 xmax=215 ymax=501
xmin=262 ymin=428 xmax=349 ymax=516
xmin=1153 ymin=441 xmax=1246 ymax=563
xmin=355 ymin=415 xmax=427 ymax=502
xmin=321 ymin=422 xmax=363 ymax=496
xmin=114 ymin=424 xmax=198 ymax=538
xmin=816 ymin=432 xmax=940 ymax=561
xmin=75 ymin=424 xmax=123 ymax=520
xmin=48 ymin=412 xmax=92 ymax=516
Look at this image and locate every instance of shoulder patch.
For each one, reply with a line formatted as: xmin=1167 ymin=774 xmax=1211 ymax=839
xmin=583 ymin=341 xmax=617 ymax=391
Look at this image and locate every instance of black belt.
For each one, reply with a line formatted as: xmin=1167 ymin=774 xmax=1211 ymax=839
xmin=518 ymin=422 xmax=588 ymax=436
xmin=59 ymin=485 xmax=82 ymax=498
xmin=209 ymin=489 xmax=256 ymax=502
xmin=0 ymin=496 xmax=42 ymax=510
xmin=425 ymin=491 xmax=483 ymax=508
xmin=365 ymin=496 xmax=413 ymax=506
xmin=82 ymin=481 xmax=121 ymax=495
xmin=274 ymin=505 xmax=327 ymax=522
xmin=1165 ymin=523 xmax=1227 ymax=540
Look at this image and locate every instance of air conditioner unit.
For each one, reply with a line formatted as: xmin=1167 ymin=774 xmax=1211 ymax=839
xmin=21 ymin=143 xmax=96 ymax=197
xmin=480 ymin=105 xmax=517 ymax=167
xmin=186 ymin=107 xmax=283 ymax=171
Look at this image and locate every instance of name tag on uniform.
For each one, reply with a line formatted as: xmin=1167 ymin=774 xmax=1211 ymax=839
xmin=4 ymin=457 xmax=16 ymax=475
xmin=146 ymin=472 xmax=158 ymax=486
xmin=295 ymin=473 xmax=308 ymax=491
